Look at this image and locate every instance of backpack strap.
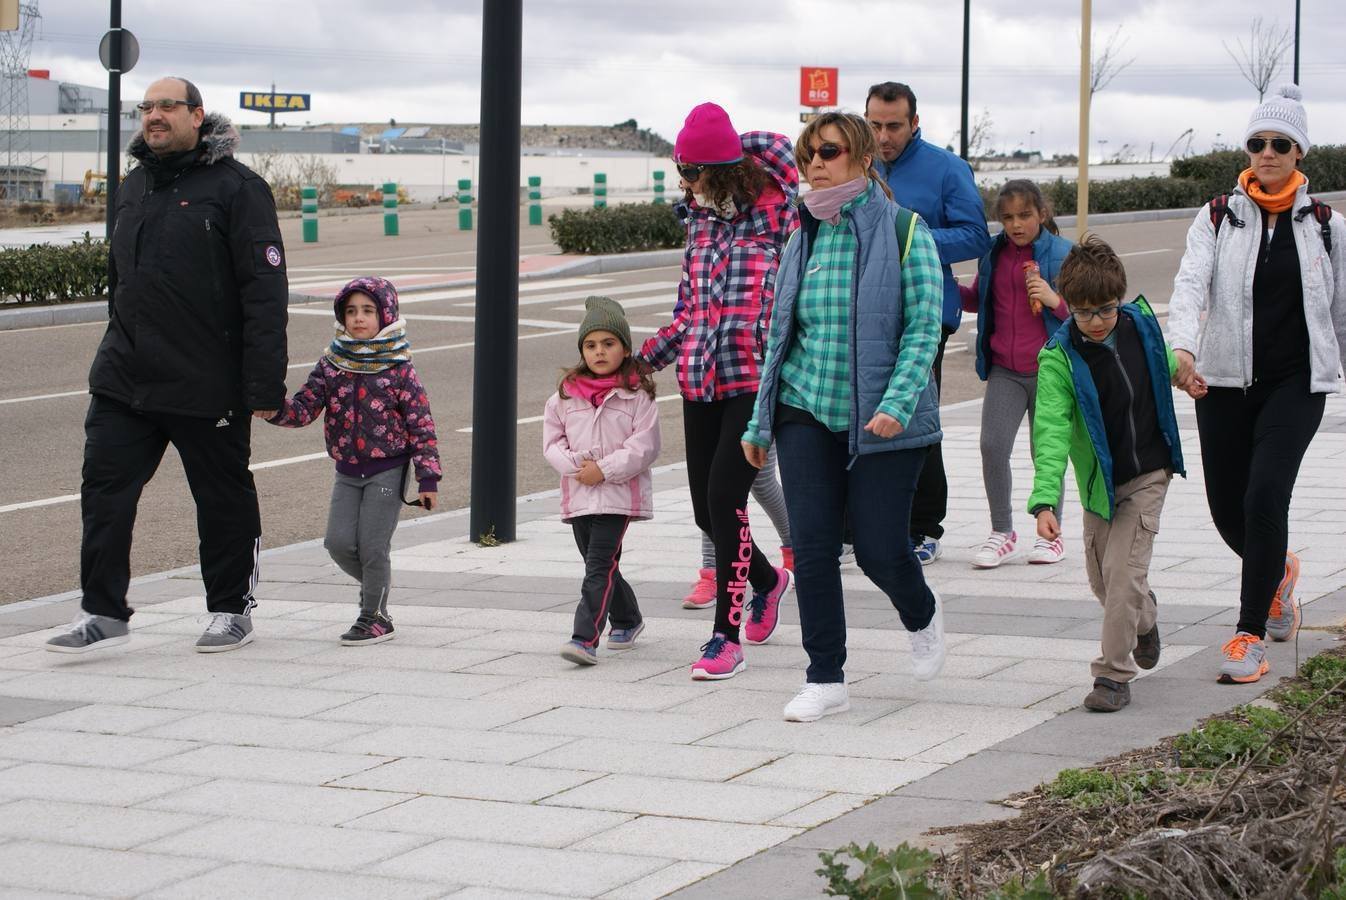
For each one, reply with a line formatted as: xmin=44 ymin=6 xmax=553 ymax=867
xmin=1208 ymin=194 xmax=1245 ymax=236
xmin=1310 ymin=199 xmax=1333 ymax=256
xmin=894 ymin=205 xmax=917 ymax=263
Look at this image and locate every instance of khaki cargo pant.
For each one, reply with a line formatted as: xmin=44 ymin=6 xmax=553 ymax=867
xmin=1081 ymin=468 xmax=1171 ymax=682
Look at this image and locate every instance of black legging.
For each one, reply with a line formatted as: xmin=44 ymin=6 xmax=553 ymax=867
xmin=1195 ymin=373 xmax=1324 ymax=638
xmin=682 ymin=394 xmax=776 ymax=642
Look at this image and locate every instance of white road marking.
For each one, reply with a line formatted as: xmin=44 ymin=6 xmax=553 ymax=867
xmin=0 ymin=389 xmax=86 ymax=405
xmin=456 ymin=281 xmax=677 ymax=308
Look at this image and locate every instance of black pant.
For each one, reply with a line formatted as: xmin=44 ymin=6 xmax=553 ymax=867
xmin=1195 ymin=374 xmax=1324 ymax=638
xmin=80 ymin=395 xmax=262 ymax=621
xmin=570 ymin=515 xmax=640 ymax=647
xmin=683 ymin=395 xmax=775 ymax=642
xmin=909 ymin=327 xmax=952 ymax=541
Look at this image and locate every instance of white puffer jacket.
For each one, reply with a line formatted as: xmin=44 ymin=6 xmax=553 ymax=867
xmin=1167 ymin=183 xmax=1346 ymax=392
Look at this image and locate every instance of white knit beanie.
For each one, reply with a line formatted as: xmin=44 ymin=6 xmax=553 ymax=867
xmin=1245 ymin=84 xmax=1310 ymax=155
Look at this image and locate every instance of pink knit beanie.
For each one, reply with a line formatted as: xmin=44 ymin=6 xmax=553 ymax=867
xmin=674 ymin=102 xmax=744 ymax=165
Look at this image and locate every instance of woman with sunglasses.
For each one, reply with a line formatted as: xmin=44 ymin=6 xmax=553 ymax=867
xmin=637 ymin=102 xmax=798 ymax=680
xmin=1168 ymin=84 xmax=1346 ymax=686
xmin=742 ymin=112 xmax=947 ymax=722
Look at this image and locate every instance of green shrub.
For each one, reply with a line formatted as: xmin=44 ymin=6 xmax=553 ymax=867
xmin=815 ymin=842 xmax=1058 ymax=899
xmin=1173 ymin=704 xmax=1290 ymax=768
xmin=1316 ymin=846 xmax=1346 ymax=899
xmin=979 ymin=144 xmax=1346 ymax=221
xmin=1043 ymin=767 xmax=1170 ymax=808
xmin=1275 ymin=653 xmax=1346 ymax=710
xmin=548 ymin=202 xmax=683 ymax=254
xmin=0 ymin=233 xmax=109 ymax=304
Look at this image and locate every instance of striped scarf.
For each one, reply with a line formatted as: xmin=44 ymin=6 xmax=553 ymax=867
xmin=323 ymin=318 xmax=411 ymax=373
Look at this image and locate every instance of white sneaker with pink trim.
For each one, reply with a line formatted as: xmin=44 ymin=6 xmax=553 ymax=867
xmin=1028 ymin=536 xmax=1066 ymax=565
xmin=972 ymin=530 xmax=1018 ymax=569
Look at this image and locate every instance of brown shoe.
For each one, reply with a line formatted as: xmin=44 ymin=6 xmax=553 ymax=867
xmin=1134 ymin=592 xmax=1161 ymax=670
xmin=1084 ymin=677 xmax=1131 ymax=712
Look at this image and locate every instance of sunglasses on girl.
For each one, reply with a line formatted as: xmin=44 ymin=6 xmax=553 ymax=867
xmin=1246 ymin=136 xmax=1297 ymax=155
xmin=676 ymin=163 xmax=707 ymax=181
xmin=807 ymin=142 xmax=849 ymax=162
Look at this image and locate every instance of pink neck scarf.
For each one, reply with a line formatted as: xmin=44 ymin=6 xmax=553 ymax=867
xmin=802 ymin=177 xmax=869 ymax=225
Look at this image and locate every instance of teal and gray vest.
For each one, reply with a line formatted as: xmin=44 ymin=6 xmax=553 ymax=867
xmin=751 ymin=181 xmax=941 ymax=457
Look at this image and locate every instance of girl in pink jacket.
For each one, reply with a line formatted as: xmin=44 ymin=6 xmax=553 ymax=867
xmin=544 ymin=297 xmax=662 ymax=665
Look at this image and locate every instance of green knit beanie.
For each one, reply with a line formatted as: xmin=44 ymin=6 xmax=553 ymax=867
xmin=577 ymin=295 xmax=632 ymax=351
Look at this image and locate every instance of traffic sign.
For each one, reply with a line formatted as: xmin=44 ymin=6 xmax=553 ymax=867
xmin=98 ymin=28 xmax=139 ymax=73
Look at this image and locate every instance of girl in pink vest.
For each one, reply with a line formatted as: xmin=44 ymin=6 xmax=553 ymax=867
xmin=544 ymin=297 xmax=662 ymax=665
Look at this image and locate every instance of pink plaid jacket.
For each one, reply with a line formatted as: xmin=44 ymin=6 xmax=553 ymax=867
xmin=639 ymin=131 xmax=798 ymax=402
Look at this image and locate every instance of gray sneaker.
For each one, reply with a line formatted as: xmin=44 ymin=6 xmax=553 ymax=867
xmin=45 ymin=614 xmax=129 ymax=654
xmin=196 ymin=612 xmax=254 ymax=653
xmin=1217 ymin=632 xmax=1269 ymax=684
xmin=1265 ymin=551 xmax=1301 ymax=642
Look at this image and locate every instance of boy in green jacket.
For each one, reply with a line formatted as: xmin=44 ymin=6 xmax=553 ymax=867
xmin=1029 ymin=236 xmax=1206 ymax=712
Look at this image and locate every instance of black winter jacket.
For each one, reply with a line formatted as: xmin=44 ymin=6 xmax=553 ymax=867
xmin=88 ymin=113 xmax=289 ymax=417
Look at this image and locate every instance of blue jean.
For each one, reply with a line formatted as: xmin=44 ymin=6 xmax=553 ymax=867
xmin=776 ymin=419 xmax=936 ymax=684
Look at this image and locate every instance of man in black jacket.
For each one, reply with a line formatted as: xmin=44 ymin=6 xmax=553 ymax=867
xmin=48 ymin=77 xmax=288 ymax=655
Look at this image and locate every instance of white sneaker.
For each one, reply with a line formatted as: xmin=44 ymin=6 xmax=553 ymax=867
xmin=972 ymin=530 xmax=1018 ymax=569
xmin=783 ymin=682 xmax=850 ymax=722
xmin=1028 ymin=536 xmax=1066 ymax=564
xmin=838 ymin=543 xmax=856 ymax=567
xmin=909 ymin=589 xmax=946 ymax=681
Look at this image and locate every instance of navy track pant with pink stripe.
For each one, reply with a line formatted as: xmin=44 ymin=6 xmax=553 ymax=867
xmin=570 ymin=514 xmax=642 ymax=647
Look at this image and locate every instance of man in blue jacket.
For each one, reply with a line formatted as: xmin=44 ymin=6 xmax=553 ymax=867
xmin=866 ymin=81 xmax=991 ymax=563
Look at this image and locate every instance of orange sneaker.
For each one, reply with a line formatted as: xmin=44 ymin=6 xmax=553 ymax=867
xmin=682 ymin=568 xmax=716 ymax=610
xmin=1266 ymin=551 xmax=1301 ymax=642
xmin=1217 ymin=632 xmax=1269 ymax=684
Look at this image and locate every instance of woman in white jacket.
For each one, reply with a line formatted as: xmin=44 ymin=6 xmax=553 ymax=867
xmin=1169 ymin=85 xmax=1346 ymax=686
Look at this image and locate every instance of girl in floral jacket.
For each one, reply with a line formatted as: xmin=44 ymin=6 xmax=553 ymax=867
xmin=263 ymin=276 xmax=440 ymax=645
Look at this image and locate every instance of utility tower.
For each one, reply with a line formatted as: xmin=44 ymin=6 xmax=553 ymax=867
xmin=0 ymin=0 xmax=39 ymax=201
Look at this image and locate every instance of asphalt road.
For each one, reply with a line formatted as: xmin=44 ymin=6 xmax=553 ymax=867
xmin=0 ymin=208 xmax=1213 ymax=606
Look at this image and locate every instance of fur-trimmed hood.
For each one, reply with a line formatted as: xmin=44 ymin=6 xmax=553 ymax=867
xmin=127 ymin=111 xmax=240 ymax=166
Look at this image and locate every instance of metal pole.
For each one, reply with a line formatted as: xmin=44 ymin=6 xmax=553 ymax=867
xmin=469 ymin=0 xmax=522 ymax=543
xmin=959 ymin=0 xmax=970 ymax=160
xmin=105 ymin=0 xmax=121 ymax=240
xmin=1077 ymin=0 xmax=1091 ymax=237
xmin=1293 ymin=0 xmax=1301 ymax=84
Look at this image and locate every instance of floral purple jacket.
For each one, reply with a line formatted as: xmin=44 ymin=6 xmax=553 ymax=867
xmin=270 ymin=359 xmax=442 ymax=492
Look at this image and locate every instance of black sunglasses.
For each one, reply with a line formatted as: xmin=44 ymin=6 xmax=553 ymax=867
xmin=807 ymin=142 xmax=849 ymax=162
xmin=676 ymin=163 xmax=707 ymax=181
xmin=1246 ymin=136 xmax=1297 ymax=155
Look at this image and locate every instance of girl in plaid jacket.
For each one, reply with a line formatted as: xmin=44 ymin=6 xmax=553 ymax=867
xmin=637 ymin=101 xmax=798 ymax=681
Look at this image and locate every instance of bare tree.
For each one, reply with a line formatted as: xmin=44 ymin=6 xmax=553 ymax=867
xmin=1224 ymin=18 xmax=1294 ymax=102
xmin=1090 ymin=25 xmax=1135 ymax=98
xmin=948 ymin=108 xmax=994 ymax=168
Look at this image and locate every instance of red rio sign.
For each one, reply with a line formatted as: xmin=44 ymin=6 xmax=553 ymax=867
xmin=800 ymin=67 xmax=838 ymax=107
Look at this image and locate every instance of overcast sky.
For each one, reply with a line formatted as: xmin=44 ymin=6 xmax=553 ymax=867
xmin=29 ymin=1 xmax=1346 ymax=161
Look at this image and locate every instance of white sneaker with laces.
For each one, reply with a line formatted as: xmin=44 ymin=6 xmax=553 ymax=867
xmin=1028 ymin=536 xmax=1066 ymax=564
xmin=783 ymin=682 xmax=850 ymax=722
xmin=909 ymin=589 xmax=946 ymax=681
xmin=972 ymin=530 xmax=1017 ymax=569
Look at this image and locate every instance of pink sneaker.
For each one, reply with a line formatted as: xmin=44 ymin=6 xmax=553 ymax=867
xmin=744 ymin=566 xmax=792 ymax=644
xmin=682 ymin=568 xmax=716 ymax=610
xmin=690 ymin=633 xmax=745 ymax=680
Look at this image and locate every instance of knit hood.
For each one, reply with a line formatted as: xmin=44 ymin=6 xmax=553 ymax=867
xmin=334 ymin=275 xmax=401 ymax=329
xmin=127 ymin=111 xmax=240 ymax=166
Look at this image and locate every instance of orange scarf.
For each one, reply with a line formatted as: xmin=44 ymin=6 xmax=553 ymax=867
xmin=1238 ymin=167 xmax=1306 ymax=213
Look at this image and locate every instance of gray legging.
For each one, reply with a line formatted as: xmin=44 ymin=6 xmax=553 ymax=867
xmin=981 ymin=365 xmax=1066 ymax=534
xmin=699 ymin=442 xmax=791 ymax=567
xmin=324 ymin=466 xmax=405 ymax=615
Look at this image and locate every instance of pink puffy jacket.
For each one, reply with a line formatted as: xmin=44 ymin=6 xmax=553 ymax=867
xmin=542 ymin=386 xmax=661 ymax=522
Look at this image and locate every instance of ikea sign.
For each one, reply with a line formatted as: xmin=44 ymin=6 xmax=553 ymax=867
xmin=240 ymin=92 xmax=311 ymax=112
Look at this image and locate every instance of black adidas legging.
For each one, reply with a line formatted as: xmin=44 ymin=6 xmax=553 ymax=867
xmin=682 ymin=394 xmax=776 ymax=642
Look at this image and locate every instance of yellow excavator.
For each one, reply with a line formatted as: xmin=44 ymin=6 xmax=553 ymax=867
xmin=82 ymin=170 xmax=107 ymax=204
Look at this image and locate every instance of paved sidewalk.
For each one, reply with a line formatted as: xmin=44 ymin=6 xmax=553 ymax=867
xmin=1 ymin=393 xmax=1344 ymax=898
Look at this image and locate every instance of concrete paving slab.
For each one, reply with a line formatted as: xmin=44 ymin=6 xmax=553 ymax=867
xmin=0 ymin=841 xmax=215 ymax=897
xmin=139 ymin=779 xmax=414 ymax=826
xmin=0 ymin=696 xmax=85 ymax=727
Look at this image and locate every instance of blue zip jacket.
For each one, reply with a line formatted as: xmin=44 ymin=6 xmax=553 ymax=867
xmin=748 ymin=182 xmax=941 ymax=458
xmin=877 ymin=129 xmax=991 ymax=331
xmin=973 ymin=229 xmax=1074 ymax=380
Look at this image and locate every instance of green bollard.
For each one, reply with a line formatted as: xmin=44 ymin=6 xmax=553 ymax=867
xmin=527 ymin=175 xmax=542 ymax=226
xmin=301 ymin=185 xmax=318 ymax=242
xmin=593 ymin=172 xmax=607 ymax=209
xmin=457 ymin=178 xmax=473 ymax=231
xmin=652 ymin=170 xmax=665 ymax=205
xmin=382 ymin=182 xmax=399 ymax=236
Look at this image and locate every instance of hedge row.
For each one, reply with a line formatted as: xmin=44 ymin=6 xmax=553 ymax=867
xmin=548 ymin=203 xmax=683 ymax=254
xmin=0 ymin=233 xmax=109 ymax=305
xmin=980 ymin=144 xmax=1346 ymax=219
